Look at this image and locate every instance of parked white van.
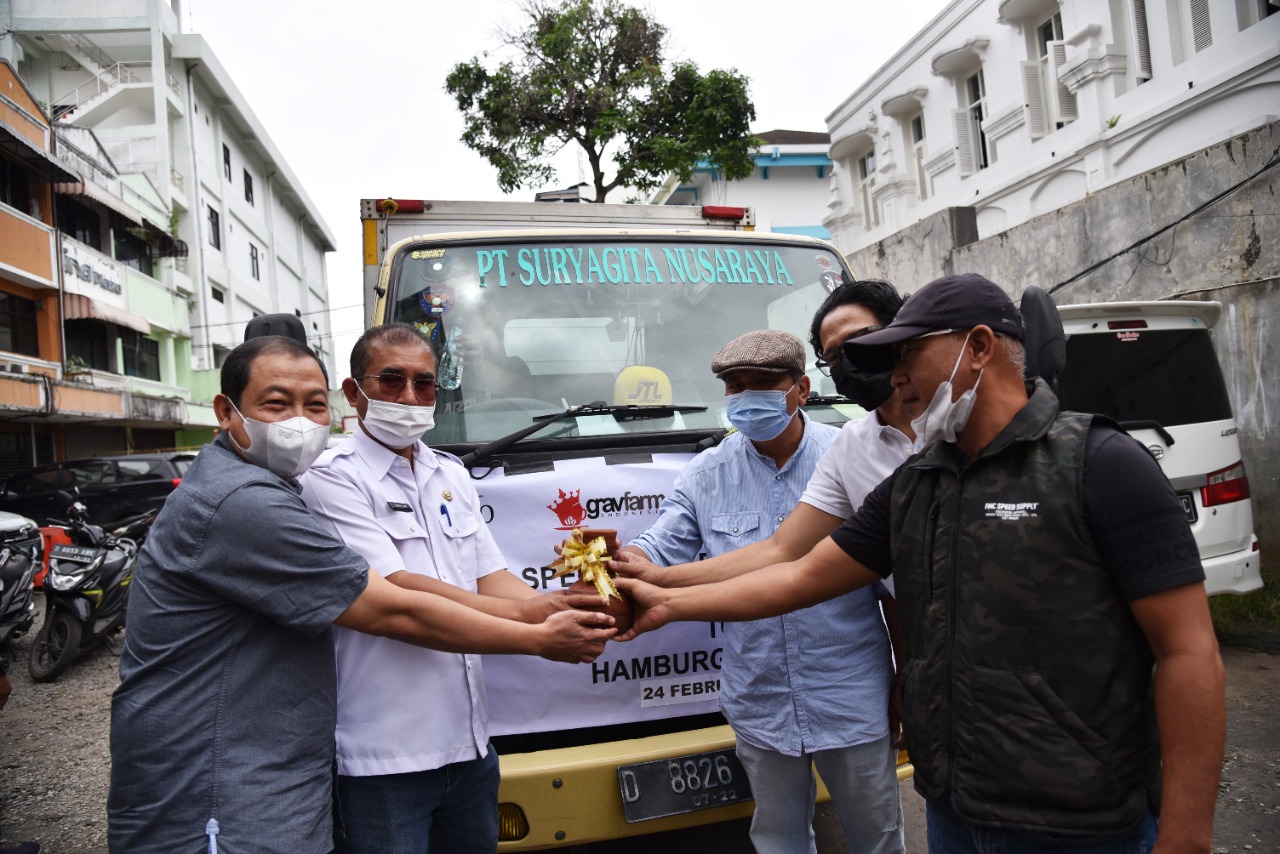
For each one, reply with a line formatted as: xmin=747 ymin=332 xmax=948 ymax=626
xmin=1054 ymin=300 xmax=1261 ymax=596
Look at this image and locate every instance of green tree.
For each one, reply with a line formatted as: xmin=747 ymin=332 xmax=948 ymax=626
xmin=446 ymin=0 xmax=759 ymax=203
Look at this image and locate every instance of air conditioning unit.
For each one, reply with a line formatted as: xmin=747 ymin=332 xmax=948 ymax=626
xmin=1 ymin=362 xmax=30 ymax=375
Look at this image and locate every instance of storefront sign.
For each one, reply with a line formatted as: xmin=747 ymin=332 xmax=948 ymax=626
xmin=61 ymin=240 xmax=125 ymax=306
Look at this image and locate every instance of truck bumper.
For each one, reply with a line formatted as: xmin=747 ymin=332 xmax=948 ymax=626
xmin=495 ymin=725 xmax=913 ymax=850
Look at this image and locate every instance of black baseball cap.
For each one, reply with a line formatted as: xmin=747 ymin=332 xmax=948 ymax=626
xmin=843 ymin=273 xmax=1023 ymax=371
xmin=244 ymin=313 xmax=308 ymax=345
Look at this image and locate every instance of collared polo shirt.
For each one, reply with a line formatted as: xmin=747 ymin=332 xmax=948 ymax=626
xmin=301 ymin=429 xmax=506 ymax=776
xmin=800 ymin=411 xmax=913 ymax=595
xmin=108 ymin=436 xmax=369 ymax=854
xmin=801 ymin=410 xmax=913 ymax=519
xmin=629 ymin=415 xmax=892 ymax=756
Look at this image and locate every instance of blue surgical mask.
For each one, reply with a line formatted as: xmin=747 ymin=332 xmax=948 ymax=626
xmin=725 ymin=384 xmax=798 ymax=442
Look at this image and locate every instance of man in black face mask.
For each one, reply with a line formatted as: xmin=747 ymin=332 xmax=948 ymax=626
xmin=613 ymin=280 xmax=915 ymax=846
xmin=617 ymin=280 xmax=914 ymax=597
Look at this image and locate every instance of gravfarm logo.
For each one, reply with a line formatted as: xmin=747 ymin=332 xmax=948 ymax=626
xmin=546 ymin=487 xmax=666 ymax=530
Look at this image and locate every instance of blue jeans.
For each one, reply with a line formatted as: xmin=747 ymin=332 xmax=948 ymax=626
xmin=926 ymin=802 xmax=1158 ymax=854
xmin=735 ymin=735 xmax=904 ymax=854
xmin=334 ymin=747 xmax=500 ymax=854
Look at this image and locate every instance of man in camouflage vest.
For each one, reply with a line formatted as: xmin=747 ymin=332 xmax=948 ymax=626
xmin=617 ymin=274 xmax=1225 ymax=854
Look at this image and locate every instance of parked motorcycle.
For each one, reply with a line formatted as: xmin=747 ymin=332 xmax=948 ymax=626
xmin=0 ymin=511 xmax=42 ymax=663
xmin=27 ymin=492 xmax=149 ymax=683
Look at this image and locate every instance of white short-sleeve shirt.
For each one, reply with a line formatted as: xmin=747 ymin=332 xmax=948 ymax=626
xmin=801 ymin=413 xmax=913 ymax=593
xmin=301 ymin=429 xmax=507 ymax=776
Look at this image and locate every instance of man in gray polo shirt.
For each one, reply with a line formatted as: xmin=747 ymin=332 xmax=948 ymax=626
xmin=108 ymin=335 xmax=615 ymax=854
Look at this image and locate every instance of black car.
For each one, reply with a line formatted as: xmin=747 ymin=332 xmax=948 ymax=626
xmin=0 ymin=453 xmax=195 ymax=528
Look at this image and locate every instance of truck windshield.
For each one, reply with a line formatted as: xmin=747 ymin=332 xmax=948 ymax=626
xmin=387 ymin=235 xmax=862 ymax=444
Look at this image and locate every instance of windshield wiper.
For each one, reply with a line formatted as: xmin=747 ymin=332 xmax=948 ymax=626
xmin=458 ymin=402 xmax=708 ymax=466
xmin=803 ymin=394 xmax=852 ymax=407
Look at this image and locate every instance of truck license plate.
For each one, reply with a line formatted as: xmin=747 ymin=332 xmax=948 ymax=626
xmin=617 ymin=748 xmax=753 ymax=823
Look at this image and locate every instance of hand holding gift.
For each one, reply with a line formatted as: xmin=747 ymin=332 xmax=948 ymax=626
xmin=550 ymin=528 xmax=633 ymax=635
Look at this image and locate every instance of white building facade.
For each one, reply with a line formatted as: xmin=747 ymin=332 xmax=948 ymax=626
xmin=823 ymin=0 xmax=1279 ymax=254
xmin=653 ymin=129 xmax=834 ymax=238
xmin=0 ymin=0 xmax=336 ymax=459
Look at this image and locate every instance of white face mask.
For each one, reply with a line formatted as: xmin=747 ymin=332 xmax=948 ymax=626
xmin=227 ymin=400 xmax=329 ymax=478
xmin=358 ymin=386 xmax=436 ymax=449
xmin=911 ymin=331 xmax=983 ymax=449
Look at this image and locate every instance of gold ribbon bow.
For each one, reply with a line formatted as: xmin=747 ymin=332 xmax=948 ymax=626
xmin=550 ymin=529 xmax=621 ymax=601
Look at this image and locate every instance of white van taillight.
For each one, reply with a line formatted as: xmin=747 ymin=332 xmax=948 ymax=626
xmin=1202 ymin=461 xmax=1251 ymax=507
xmin=702 ymin=205 xmax=746 ymax=221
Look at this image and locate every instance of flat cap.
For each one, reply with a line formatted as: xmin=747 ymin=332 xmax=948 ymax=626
xmin=844 ymin=273 xmax=1023 ymax=371
xmin=711 ymin=330 xmax=806 ymax=377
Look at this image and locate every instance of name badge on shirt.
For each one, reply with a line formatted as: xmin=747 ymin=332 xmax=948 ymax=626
xmin=387 ymin=502 xmax=413 ymax=513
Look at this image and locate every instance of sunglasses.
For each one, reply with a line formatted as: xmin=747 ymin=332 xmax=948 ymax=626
xmin=815 ymin=325 xmax=883 ymax=376
xmin=890 ymin=328 xmax=961 ymax=365
xmin=356 ymin=373 xmax=438 ymax=401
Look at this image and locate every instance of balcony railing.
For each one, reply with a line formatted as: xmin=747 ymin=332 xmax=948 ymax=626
xmin=127 ymin=375 xmax=191 ymax=402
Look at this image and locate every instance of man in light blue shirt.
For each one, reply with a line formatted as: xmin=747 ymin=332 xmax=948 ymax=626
xmin=625 ymin=329 xmax=902 ymax=854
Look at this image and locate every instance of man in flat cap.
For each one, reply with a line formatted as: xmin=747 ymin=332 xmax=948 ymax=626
xmin=617 ymin=275 xmax=1225 ymax=854
xmin=622 ymin=330 xmax=904 ymax=854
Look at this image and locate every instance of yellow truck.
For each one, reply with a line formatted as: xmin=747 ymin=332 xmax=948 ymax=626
xmin=361 ymin=198 xmax=908 ymax=848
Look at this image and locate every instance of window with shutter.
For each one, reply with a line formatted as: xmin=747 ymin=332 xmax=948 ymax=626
xmin=857 ymin=151 xmax=880 ymax=228
xmin=1190 ymin=0 xmax=1213 ymax=51
xmin=1022 ymin=61 xmax=1049 ymax=139
xmin=953 ymin=109 xmax=977 ymax=176
xmin=1131 ymin=0 xmax=1153 ymax=80
xmin=911 ymin=115 xmax=929 ymax=202
xmin=961 ymin=69 xmax=990 ymax=170
xmin=1049 ymin=42 xmax=1078 ymax=123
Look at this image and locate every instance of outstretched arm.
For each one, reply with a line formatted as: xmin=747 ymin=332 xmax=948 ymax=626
xmin=386 ymin=569 xmax=601 ymax=623
xmin=617 ymin=536 xmax=881 ymax=638
xmin=337 ymin=571 xmax=616 ymax=662
xmin=1130 ymin=583 xmax=1225 ymax=854
xmin=616 ymin=502 xmax=843 ymax=587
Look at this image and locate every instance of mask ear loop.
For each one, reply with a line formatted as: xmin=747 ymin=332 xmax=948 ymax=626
xmin=946 ymin=332 xmax=974 ymax=386
xmin=225 ymin=399 xmax=253 ymax=456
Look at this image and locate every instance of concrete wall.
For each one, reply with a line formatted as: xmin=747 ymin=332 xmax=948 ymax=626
xmin=846 ymin=120 xmax=1280 ymax=574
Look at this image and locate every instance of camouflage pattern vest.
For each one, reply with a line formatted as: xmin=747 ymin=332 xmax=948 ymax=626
xmin=891 ymin=381 xmax=1160 ymax=833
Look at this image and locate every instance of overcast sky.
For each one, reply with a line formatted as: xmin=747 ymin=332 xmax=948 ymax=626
xmin=182 ymin=0 xmax=953 ymax=375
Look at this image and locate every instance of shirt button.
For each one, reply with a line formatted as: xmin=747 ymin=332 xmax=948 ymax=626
xmin=732 ymin=527 xmax=739 ymax=533
xmin=775 ymin=474 xmax=782 ymax=481
xmin=776 ymin=515 xmax=784 ymax=522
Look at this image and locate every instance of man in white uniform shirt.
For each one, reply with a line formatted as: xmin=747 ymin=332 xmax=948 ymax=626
xmin=302 ymin=323 xmax=595 ymax=854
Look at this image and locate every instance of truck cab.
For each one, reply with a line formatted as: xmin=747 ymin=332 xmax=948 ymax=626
xmin=362 ymin=206 xmax=894 ymax=848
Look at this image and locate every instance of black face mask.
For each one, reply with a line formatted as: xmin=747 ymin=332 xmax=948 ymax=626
xmin=831 ymin=359 xmax=895 ymax=411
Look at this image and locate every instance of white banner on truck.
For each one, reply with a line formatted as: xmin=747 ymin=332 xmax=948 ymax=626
xmin=478 ymin=453 xmax=724 ymax=735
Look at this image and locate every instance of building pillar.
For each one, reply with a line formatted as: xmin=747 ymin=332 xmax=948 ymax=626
xmin=161 ymin=332 xmax=176 ymax=385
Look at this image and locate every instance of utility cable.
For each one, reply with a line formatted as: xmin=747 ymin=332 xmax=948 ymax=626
xmin=1047 ymin=146 xmax=1280 ymax=297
